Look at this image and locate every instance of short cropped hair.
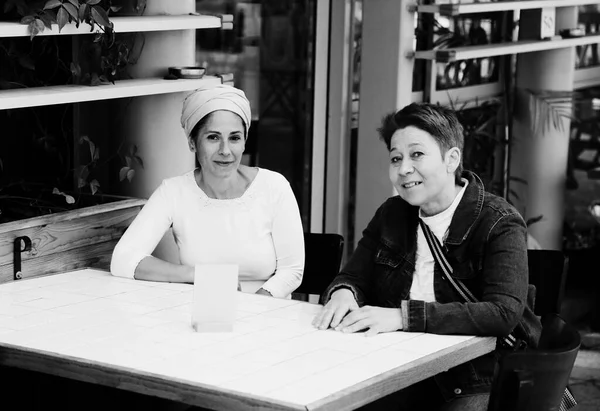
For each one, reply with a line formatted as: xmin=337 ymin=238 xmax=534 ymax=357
xmin=377 ymin=102 xmax=464 ymax=180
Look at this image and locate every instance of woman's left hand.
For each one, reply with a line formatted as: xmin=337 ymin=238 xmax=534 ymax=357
xmin=335 ymin=306 xmax=403 ymax=337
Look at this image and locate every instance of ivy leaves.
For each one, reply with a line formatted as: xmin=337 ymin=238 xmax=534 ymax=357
xmin=521 ymin=88 xmax=579 ymax=135
xmin=52 ymin=187 xmax=76 ymax=204
xmin=19 ymin=13 xmax=50 ymax=40
xmin=45 ymin=0 xmax=78 ymax=32
xmin=119 ymin=144 xmax=143 ymax=183
xmin=78 ymin=136 xmax=143 ymax=196
xmin=119 ymin=144 xmax=143 ymax=184
xmin=7 ymin=1 xmax=134 ymax=87
xmin=17 ymin=0 xmax=116 ymax=39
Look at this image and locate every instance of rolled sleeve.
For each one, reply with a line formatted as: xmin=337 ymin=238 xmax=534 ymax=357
xmin=402 ymin=299 xmax=426 ymax=332
xmin=322 ymin=283 xmax=361 ymax=306
xmin=110 ymin=247 xmax=149 ymax=279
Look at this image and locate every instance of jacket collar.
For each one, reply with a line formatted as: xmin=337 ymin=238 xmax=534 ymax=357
xmin=445 ymin=170 xmax=484 ymax=245
xmin=383 ymin=170 xmax=484 ymax=250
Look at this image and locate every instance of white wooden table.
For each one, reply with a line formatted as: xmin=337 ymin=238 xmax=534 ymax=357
xmin=0 ymin=269 xmax=496 ymax=411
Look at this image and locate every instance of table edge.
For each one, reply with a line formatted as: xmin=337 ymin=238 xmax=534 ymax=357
xmin=306 ymin=336 xmax=496 ymax=411
xmin=0 ymin=342 xmax=307 ymax=411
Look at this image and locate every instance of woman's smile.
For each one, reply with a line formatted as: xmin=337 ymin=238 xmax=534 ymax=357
xmin=402 ymin=181 xmax=422 ymax=189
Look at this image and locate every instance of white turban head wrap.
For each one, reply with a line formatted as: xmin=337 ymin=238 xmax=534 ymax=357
xmin=181 ymin=84 xmax=251 ymax=138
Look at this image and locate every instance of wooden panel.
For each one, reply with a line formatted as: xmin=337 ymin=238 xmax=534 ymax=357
xmin=0 ymin=241 xmax=115 ymax=284
xmin=0 ymin=198 xmax=145 ymax=281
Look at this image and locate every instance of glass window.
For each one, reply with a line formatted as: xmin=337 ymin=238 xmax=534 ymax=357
xmin=429 ymin=13 xmax=502 ymax=91
xmin=195 ymin=0 xmax=318 ymax=230
xmin=576 ymin=5 xmax=600 ymax=69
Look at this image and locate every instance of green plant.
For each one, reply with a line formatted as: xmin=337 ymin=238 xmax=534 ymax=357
xmin=448 ymin=98 xmax=503 ymax=190
xmin=11 ymin=0 xmax=115 ymax=39
xmin=1 ymin=0 xmax=146 ymax=85
xmin=76 ymin=135 xmax=143 ymax=196
xmin=0 ymin=0 xmax=146 ymax=223
xmin=518 ymin=88 xmax=580 ymax=135
xmin=0 ymin=122 xmax=144 ymax=223
xmin=448 ymin=98 xmax=545 ymax=230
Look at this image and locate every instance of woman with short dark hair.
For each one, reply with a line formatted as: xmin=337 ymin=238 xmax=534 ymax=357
xmin=313 ymin=102 xmax=541 ymax=410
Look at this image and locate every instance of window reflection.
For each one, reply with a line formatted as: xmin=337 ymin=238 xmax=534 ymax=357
xmin=195 ymin=0 xmax=317 ymax=230
xmin=351 ymin=0 xmax=361 ymax=127
xmin=576 ymin=5 xmax=600 ymax=69
xmin=430 ymin=14 xmax=501 ymax=90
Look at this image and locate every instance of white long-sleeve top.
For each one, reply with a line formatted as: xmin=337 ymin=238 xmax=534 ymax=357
xmin=110 ymin=168 xmax=305 ymax=298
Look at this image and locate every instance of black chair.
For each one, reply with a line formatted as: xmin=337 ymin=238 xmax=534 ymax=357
xmin=292 ymin=233 xmax=344 ymax=301
xmin=488 ymin=313 xmax=581 ymax=411
xmin=527 ymin=249 xmax=569 ymax=316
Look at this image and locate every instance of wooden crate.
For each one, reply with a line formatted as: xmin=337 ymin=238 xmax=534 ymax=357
xmin=0 ymin=197 xmax=146 ymax=283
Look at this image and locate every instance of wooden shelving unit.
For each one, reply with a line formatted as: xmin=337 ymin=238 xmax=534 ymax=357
xmin=0 ymin=14 xmax=223 ymax=38
xmin=0 ymin=76 xmax=223 ymax=110
xmin=413 ymin=0 xmax=600 ymax=17
xmin=0 ymin=14 xmax=231 ymax=110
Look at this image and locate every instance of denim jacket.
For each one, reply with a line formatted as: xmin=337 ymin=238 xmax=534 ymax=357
xmin=323 ymin=171 xmax=542 ymax=400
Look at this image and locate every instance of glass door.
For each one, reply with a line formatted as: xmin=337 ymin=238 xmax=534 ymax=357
xmin=195 ymin=0 xmax=322 ymax=231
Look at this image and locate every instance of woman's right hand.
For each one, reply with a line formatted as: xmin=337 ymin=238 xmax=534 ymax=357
xmin=312 ymin=288 xmax=359 ymax=330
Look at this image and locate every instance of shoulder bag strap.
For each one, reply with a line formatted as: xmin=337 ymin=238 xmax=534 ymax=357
xmin=418 ymin=219 xmax=518 ymax=349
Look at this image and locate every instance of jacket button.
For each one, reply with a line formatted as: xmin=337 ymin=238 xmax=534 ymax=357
xmin=454 ymin=388 xmax=462 ymax=395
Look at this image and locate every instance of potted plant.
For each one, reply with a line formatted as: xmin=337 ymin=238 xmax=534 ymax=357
xmin=0 ymin=0 xmax=147 ymax=281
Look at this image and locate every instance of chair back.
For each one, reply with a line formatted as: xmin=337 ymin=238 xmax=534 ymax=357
xmin=293 ymin=233 xmax=344 ymax=298
xmin=487 ymin=313 xmax=581 ymax=411
xmin=527 ymin=249 xmax=569 ymax=316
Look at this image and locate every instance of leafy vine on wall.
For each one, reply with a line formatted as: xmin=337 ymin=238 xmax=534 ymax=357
xmin=0 ymin=0 xmax=146 ymax=223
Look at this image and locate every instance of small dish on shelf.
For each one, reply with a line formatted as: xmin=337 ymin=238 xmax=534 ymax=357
xmin=559 ymin=28 xmax=585 ymax=39
xmin=168 ymin=66 xmax=206 ymax=79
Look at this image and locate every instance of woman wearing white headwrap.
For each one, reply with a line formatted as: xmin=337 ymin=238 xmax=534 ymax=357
xmin=110 ymin=84 xmax=305 ymax=298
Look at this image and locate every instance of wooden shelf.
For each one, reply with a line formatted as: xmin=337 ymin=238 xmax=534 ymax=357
xmin=0 ymin=14 xmax=222 ymax=38
xmin=412 ymin=0 xmax=600 ymax=17
xmin=413 ymin=34 xmax=600 ymax=62
xmin=0 ymin=76 xmax=223 ymax=110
